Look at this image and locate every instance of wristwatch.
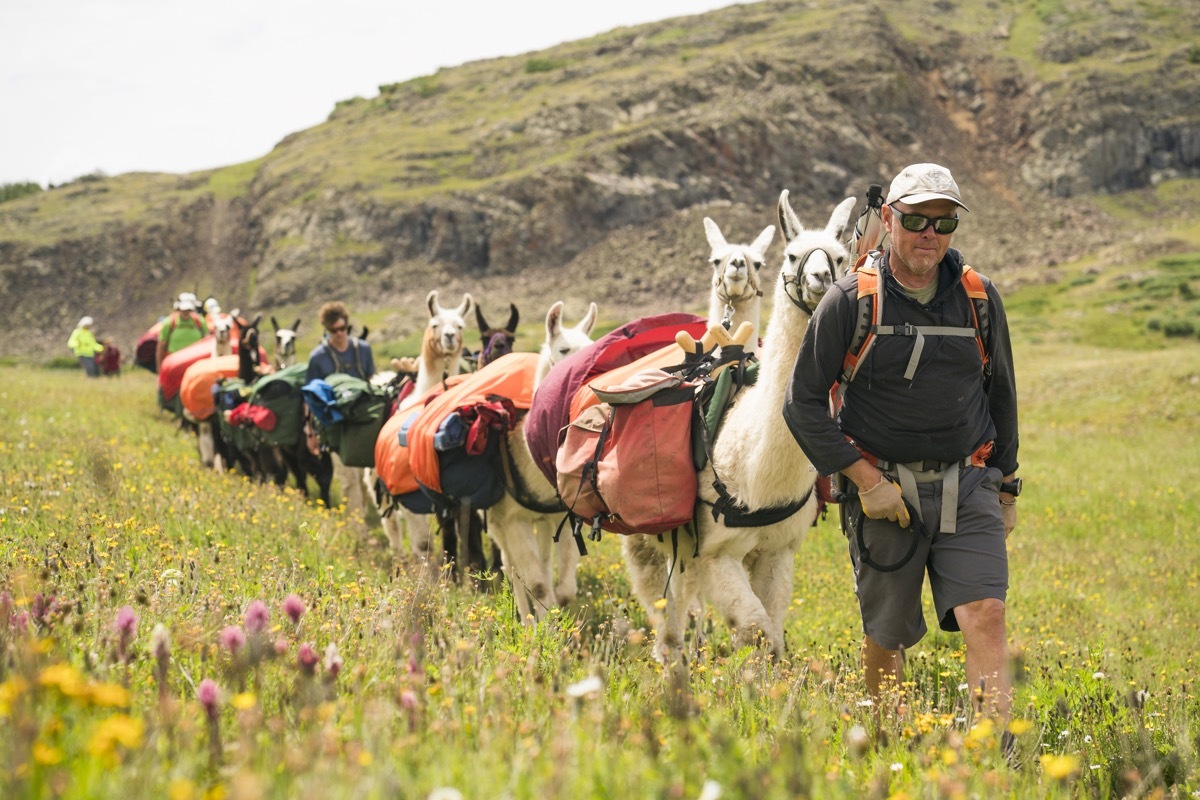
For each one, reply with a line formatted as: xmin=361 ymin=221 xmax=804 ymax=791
xmin=1000 ymin=478 xmax=1023 ymax=497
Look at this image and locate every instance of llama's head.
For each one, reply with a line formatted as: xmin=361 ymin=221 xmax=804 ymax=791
xmin=238 ymin=315 xmax=263 ymax=382
xmin=539 ymin=301 xmax=598 ymax=378
xmin=425 ymin=290 xmax=474 ymax=358
xmin=212 ymin=314 xmax=235 ymax=347
xmin=777 ymin=192 xmax=856 ymax=313
xmin=475 ymin=303 xmax=520 ymax=368
xmin=704 ymin=218 xmax=775 ymax=312
xmin=271 ymin=317 xmax=301 ymax=367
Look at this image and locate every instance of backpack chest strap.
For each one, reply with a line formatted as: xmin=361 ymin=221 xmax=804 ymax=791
xmin=872 ymin=324 xmax=978 ymax=381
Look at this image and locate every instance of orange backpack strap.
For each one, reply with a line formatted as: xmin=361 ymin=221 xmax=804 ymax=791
xmin=839 ymin=263 xmax=882 ymax=386
xmin=959 ymin=265 xmax=990 ymax=373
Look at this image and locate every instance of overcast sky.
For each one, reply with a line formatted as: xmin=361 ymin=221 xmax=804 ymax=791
xmin=2 ymin=0 xmax=742 ymax=187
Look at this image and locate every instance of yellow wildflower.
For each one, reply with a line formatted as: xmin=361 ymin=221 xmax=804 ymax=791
xmin=32 ymin=741 xmax=64 ymax=765
xmin=87 ymin=714 xmax=145 ymax=758
xmin=1041 ymin=753 xmax=1081 ymax=781
xmin=0 ymin=676 xmax=30 ymax=715
xmin=39 ymin=663 xmax=89 ymax=699
xmin=1008 ymin=718 xmax=1034 ymax=735
xmin=89 ymin=682 xmax=131 ymax=708
xmin=231 ymin=692 xmax=257 ymax=710
xmin=167 ymin=779 xmax=197 ymax=800
xmin=965 ymin=718 xmax=996 ymax=749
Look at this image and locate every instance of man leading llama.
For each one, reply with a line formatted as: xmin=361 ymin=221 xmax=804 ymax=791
xmin=784 ymin=163 xmax=1021 ymax=728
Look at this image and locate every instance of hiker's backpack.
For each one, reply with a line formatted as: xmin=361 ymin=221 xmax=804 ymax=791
xmin=831 ymin=258 xmax=991 ymax=415
xmin=556 ymin=369 xmax=700 ymax=536
xmin=302 ymin=373 xmax=391 ymax=467
xmin=247 ymin=363 xmax=310 ymax=448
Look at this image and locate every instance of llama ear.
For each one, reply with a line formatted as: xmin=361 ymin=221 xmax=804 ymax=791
xmin=750 ymin=225 xmax=776 ymax=257
xmin=271 ymin=316 xmax=280 ymax=332
xmin=250 ymin=315 xmax=262 ymax=330
xmin=545 ymin=301 xmax=564 ymax=339
xmin=579 ymin=302 xmax=598 ymax=335
xmin=426 ymin=290 xmax=440 ymax=318
xmin=506 ymin=303 xmax=520 ymax=334
xmin=455 ymin=294 xmax=473 ymax=318
xmin=826 ymin=197 xmax=858 ymax=242
xmin=292 ymin=319 xmax=301 ymax=333
xmin=778 ymin=190 xmax=803 ymax=242
xmin=475 ymin=304 xmax=490 ymax=334
xmin=703 ymin=217 xmax=727 ymax=252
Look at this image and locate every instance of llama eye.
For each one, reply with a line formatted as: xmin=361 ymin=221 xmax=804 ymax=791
xmin=787 ymin=254 xmax=797 ymax=264
xmin=559 ymin=347 xmax=570 ymax=355
xmin=754 ymin=261 xmax=763 ymax=271
xmin=711 ymin=259 xmax=721 ymax=268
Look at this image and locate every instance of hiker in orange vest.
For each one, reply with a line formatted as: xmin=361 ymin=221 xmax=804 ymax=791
xmin=783 ymin=163 xmax=1020 ymax=726
xmin=155 ymin=293 xmax=208 ymax=370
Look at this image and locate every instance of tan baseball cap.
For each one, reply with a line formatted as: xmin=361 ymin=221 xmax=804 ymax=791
xmin=886 ymin=163 xmax=969 ymax=211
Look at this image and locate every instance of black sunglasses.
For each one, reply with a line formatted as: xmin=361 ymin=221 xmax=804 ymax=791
xmin=897 ymin=211 xmax=959 ymax=235
xmin=327 ymin=323 xmax=348 ymax=334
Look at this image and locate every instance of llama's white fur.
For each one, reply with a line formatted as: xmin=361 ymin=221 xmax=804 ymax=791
xmin=379 ymin=290 xmax=474 ymax=565
xmin=407 ymin=291 xmax=474 ymax=405
xmin=486 ymin=301 xmax=598 ymax=622
xmin=271 ymin=317 xmax=301 ymax=369
xmin=621 ymin=217 xmax=775 ymax=652
xmin=703 ymin=218 xmax=775 ymax=355
xmin=211 ymin=314 xmax=235 ymax=357
xmin=623 ymin=194 xmax=855 ymax=666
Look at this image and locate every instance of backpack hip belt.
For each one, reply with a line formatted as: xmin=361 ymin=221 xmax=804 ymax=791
xmin=858 ymin=440 xmax=993 ymax=534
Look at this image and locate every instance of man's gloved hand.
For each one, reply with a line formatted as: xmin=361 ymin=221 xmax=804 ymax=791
xmin=1001 ymin=501 xmax=1017 ymax=538
xmin=859 ymin=476 xmax=911 ymax=527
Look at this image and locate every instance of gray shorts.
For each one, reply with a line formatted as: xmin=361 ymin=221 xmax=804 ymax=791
xmin=845 ymin=465 xmax=1008 ymax=650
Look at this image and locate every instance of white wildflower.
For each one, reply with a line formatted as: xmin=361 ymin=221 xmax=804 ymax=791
xmin=566 ymin=675 xmax=603 ymax=699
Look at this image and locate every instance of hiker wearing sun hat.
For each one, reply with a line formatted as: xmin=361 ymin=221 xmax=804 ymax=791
xmin=784 ymin=162 xmax=1020 ymax=724
xmin=155 ymin=291 xmax=208 ymax=370
xmin=67 ymin=315 xmax=105 ymax=377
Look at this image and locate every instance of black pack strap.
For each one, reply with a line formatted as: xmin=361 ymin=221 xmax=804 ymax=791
xmin=554 ymin=513 xmax=588 ymax=556
xmin=702 ymin=484 xmax=815 ymax=528
xmin=498 ymin=434 xmax=566 ymax=514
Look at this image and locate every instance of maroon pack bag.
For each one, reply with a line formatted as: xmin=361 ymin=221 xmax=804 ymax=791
xmin=526 ymin=313 xmax=707 ymax=488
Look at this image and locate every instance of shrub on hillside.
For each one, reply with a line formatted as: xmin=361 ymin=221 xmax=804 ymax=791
xmin=0 ymin=181 xmax=42 ymax=203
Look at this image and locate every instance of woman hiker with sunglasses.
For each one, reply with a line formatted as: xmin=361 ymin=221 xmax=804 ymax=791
xmin=783 ymin=163 xmax=1021 ymax=731
xmin=305 ymin=301 xmax=376 ymax=384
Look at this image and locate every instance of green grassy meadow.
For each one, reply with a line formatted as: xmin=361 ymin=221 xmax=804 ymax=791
xmin=3 ymin=297 xmax=1200 ymax=799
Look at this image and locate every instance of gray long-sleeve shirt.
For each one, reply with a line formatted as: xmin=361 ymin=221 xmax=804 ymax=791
xmin=783 ymin=248 xmax=1019 ymax=478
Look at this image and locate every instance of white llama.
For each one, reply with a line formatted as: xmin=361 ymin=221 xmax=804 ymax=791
xmin=211 ymin=314 xmax=236 ymax=357
xmin=484 ymin=301 xmax=599 ymax=622
xmin=271 ymin=317 xmax=301 ymax=369
xmin=623 ymin=193 xmax=855 ymax=666
xmin=620 ymin=217 xmax=775 ymax=646
xmin=378 ymin=290 xmax=474 ymax=565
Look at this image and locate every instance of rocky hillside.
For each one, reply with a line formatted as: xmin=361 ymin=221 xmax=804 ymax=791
xmin=3 ymin=0 xmax=1199 ymax=361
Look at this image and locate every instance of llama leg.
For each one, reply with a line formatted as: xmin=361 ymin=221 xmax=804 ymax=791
xmin=197 ymin=422 xmax=216 ymax=468
xmin=747 ymin=547 xmax=796 ymax=653
xmin=697 ymin=552 xmax=780 ymax=658
xmin=621 ymin=536 xmax=674 ymax=662
xmin=550 ymin=520 xmax=580 ymax=607
xmin=381 ymin=512 xmax=404 ymax=554
xmin=500 ymin=520 xmax=548 ymax=622
xmin=404 ymin=510 xmax=439 ymax=571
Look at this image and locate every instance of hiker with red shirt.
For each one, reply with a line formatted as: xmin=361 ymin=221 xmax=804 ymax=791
xmin=783 ymin=163 xmax=1020 ymax=725
xmin=155 ymin=293 xmax=208 ymax=371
